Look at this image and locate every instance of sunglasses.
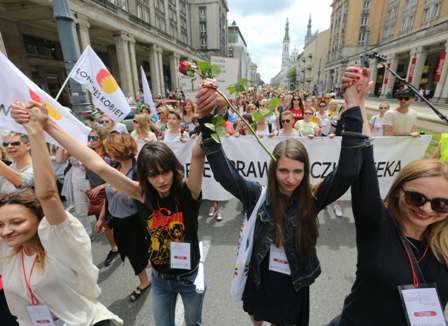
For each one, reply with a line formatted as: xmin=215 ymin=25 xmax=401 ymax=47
xmin=281 ymin=119 xmax=291 ymax=123
xmin=398 ymin=97 xmax=410 ymax=101
xmin=401 ymin=188 xmax=448 ymax=213
xmin=100 ymin=120 xmax=111 ymax=124
xmin=379 ymin=106 xmax=388 ymax=109
xmin=88 ymin=135 xmax=98 ymax=142
xmin=2 ymin=141 xmax=21 ymax=147
xmin=132 ymin=120 xmax=138 ymax=124
xmin=304 ymin=112 xmax=313 ymax=115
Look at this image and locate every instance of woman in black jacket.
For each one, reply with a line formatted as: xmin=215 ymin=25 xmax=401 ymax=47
xmin=328 ymin=69 xmax=448 ymax=326
xmin=195 ymin=72 xmax=372 ymax=326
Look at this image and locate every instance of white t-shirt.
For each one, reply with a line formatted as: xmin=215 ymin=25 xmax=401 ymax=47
xmin=112 ymin=122 xmax=129 ymax=134
xmin=131 ymin=130 xmax=157 ymax=151
xmin=0 ymin=162 xmax=34 ymax=195
xmin=370 ymin=115 xmax=385 ymax=137
xmin=383 ymin=109 xmax=417 ymax=136
xmin=278 ymin=128 xmax=300 ymax=137
xmin=163 ymin=130 xmax=189 ymax=142
xmin=0 ymin=213 xmax=123 ymax=325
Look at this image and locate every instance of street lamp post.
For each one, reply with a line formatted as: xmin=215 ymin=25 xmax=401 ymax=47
xmin=53 ymin=0 xmax=90 ymax=117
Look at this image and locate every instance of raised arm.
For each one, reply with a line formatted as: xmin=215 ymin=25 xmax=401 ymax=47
xmin=185 ymin=138 xmax=205 ymax=200
xmin=0 ymin=160 xmax=30 ymax=188
xmin=11 ymin=101 xmax=143 ymax=202
xmin=196 ymin=85 xmax=261 ymax=212
xmin=313 ymin=66 xmax=373 ymax=210
xmin=20 ymin=105 xmax=67 ymax=225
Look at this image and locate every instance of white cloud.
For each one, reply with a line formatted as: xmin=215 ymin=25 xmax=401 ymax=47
xmin=228 ymin=0 xmax=333 ymax=82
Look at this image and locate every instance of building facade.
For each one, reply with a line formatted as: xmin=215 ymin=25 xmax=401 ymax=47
xmin=189 ymin=0 xmax=228 ymax=58
xmin=369 ymin=0 xmax=448 ymax=103
xmin=0 ymin=0 xmax=228 ymax=108
xmin=325 ymin=0 xmax=387 ymax=95
xmin=228 ymin=21 xmax=251 ymax=81
xmin=325 ymin=0 xmax=448 ymax=103
xmin=296 ymin=16 xmax=330 ymax=94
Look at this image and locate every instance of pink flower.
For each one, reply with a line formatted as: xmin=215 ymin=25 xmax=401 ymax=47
xmin=179 ymin=60 xmax=191 ymax=75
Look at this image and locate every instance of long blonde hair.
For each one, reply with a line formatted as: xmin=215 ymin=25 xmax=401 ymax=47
xmin=384 ymin=159 xmax=448 ymax=266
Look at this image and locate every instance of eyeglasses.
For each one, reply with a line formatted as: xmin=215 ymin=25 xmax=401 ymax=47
xmin=379 ymin=106 xmax=388 ymax=109
xmin=281 ymin=119 xmax=291 ymax=123
xmin=401 ymin=188 xmax=448 ymax=213
xmin=304 ymin=112 xmax=313 ymax=115
xmin=2 ymin=141 xmax=21 ymax=147
xmin=100 ymin=120 xmax=111 ymax=124
xmin=398 ymin=97 xmax=410 ymax=101
xmin=88 ymin=136 xmax=98 ymax=142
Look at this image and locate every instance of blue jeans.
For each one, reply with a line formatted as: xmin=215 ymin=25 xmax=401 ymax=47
xmin=151 ymin=268 xmax=205 ymax=326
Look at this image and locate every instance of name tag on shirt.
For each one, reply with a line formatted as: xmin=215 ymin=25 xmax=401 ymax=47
xmin=170 ymin=242 xmax=191 ymax=270
xmin=269 ymin=244 xmax=291 ymax=275
xmin=398 ymin=284 xmax=446 ymax=326
xmin=27 ymin=305 xmax=62 ymax=326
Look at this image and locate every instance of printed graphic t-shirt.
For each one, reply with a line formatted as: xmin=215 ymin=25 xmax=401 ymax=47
xmin=146 ymin=183 xmax=201 ymax=274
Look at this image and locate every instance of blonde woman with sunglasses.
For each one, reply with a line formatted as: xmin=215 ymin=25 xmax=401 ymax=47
xmin=328 ymin=67 xmax=448 ymax=326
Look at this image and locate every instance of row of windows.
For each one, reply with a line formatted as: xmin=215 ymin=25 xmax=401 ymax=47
xmin=383 ymin=0 xmax=441 ymax=40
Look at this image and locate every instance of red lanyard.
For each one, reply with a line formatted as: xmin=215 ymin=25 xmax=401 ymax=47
xmin=21 ymin=251 xmax=39 ymax=305
xmin=403 ymin=242 xmax=429 ymax=288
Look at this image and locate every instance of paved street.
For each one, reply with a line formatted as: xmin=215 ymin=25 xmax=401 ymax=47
xmin=91 ymin=199 xmax=357 ymax=326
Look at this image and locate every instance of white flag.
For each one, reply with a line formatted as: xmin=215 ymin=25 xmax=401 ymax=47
xmin=140 ymin=66 xmax=156 ymax=115
xmin=71 ymin=46 xmax=130 ymax=121
xmin=0 ymin=51 xmax=90 ymax=145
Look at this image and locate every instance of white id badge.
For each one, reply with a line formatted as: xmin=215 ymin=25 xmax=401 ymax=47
xmin=26 ymin=305 xmax=57 ymax=326
xmin=170 ymin=242 xmax=191 ymax=270
xmin=398 ymin=284 xmax=446 ymax=326
xmin=269 ymin=244 xmax=291 ymax=275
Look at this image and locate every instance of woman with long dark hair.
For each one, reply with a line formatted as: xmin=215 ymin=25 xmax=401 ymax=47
xmin=11 ymin=101 xmax=206 ymax=326
xmin=1 ymin=106 xmax=122 ymax=325
xmin=194 ymin=74 xmax=372 ymax=326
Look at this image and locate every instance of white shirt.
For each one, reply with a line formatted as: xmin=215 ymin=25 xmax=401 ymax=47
xmin=383 ymin=109 xmax=417 ymax=135
xmin=0 ymin=163 xmax=34 ymax=195
xmin=112 ymin=122 xmax=128 ymax=134
xmin=370 ymin=115 xmax=385 ymax=137
xmin=131 ymin=130 xmax=157 ymax=152
xmin=0 ymin=213 xmax=123 ymax=326
xmin=278 ymin=128 xmax=299 ymax=137
xmin=163 ymin=130 xmax=189 ymax=142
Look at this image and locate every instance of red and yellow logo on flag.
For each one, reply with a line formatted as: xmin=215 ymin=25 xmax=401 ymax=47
xmin=29 ymin=89 xmax=62 ymax=121
xmin=96 ymin=69 xmax=119 ymax=94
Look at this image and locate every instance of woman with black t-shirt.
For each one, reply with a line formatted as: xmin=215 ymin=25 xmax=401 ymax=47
xmin=11 ymin=102 xmax=206 ymax=326
xmin=327 ymin=68 xmax=448 ymax=326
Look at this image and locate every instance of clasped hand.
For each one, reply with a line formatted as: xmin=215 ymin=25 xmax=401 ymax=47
xmin=11 ymin=100 xmax=49 ymax=132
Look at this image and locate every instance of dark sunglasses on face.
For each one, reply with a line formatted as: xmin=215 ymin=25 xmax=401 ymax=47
xmin=100 ymin=120 xmax=110 ymax=124
xmin=379 ymin=106 xmax=388 ymax=109
xmin=2 ymin=141 xmax=21 ymax=147
xmin=132 ymin=120 xmax=138 ymax=124
xmin=282 ymin=119 xmax=291 ymax=123
xmin=398 ymin=97 xmax=410 ymax=101
xmin=401 ymin=188 xmax=448 ymax=213
xmin=88 ymin=136 xmax=98 ymax=142
xmin=304 ymin=112 xmax=313 ymax=115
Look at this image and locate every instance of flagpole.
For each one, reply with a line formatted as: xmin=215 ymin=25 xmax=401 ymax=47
xmin=55 ymin=70 xmax=73 ymax=101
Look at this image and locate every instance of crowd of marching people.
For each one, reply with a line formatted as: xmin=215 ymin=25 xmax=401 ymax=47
xmin=0 ymin=65 xmax=447 ymax=326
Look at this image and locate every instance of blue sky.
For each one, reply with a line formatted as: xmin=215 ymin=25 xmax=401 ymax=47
xmin=227 ymin=0 xmax=333 ymax=82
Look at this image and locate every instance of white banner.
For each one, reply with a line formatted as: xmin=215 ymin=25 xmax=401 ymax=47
xmin=166 ymin=136 xmax=431 ymax=201
xmin=0 ymin=51 xmax=90 ymax=145
xmin=71 ymin=46 xmax=130 ymax=121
